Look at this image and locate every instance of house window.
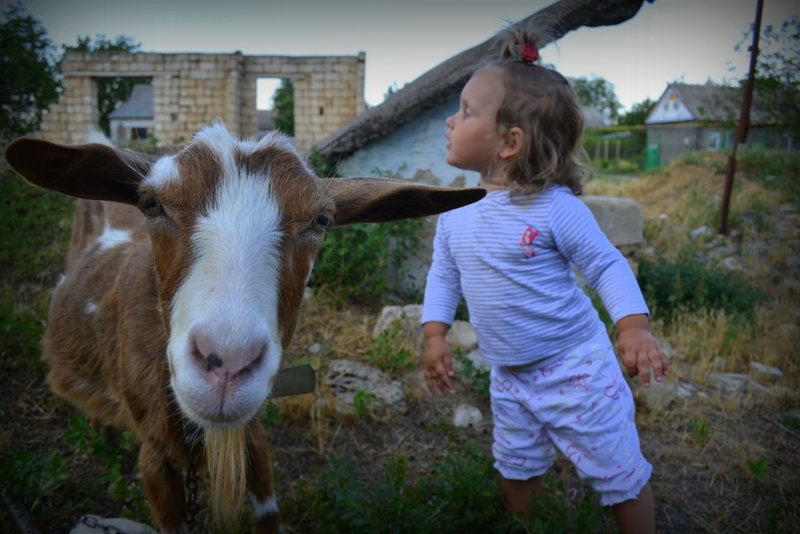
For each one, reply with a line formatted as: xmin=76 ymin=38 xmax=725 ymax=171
xmin=132 ymin=128 xmax=148 ymax=140
xmin=708 ymin=131 xmax=721 ymax=151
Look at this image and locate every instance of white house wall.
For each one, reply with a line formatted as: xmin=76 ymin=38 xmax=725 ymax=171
xmin=339 ymin=99 xmax=480 ymax=187
xmin=648 ymin=90 xmax=694 ymax=124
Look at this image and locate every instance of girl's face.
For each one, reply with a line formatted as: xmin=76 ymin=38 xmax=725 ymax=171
xmin=445 ymin=69 xmax=505 ymax=178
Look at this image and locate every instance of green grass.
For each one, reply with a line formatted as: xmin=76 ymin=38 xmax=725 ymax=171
xmin=283 ymin=441 xmax=612 ymax=533
xmin=0 ymin=164 xmax=75 ymax=365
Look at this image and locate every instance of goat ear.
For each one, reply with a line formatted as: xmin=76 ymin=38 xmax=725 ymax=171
xmin=326 ymin=178 xmax=486 ymax=226
xmin=4 ymin=138 xmax=154 ymax=205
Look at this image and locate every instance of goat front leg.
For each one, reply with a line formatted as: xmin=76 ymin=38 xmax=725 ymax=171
xmin=246 ymin=422 xmax=280 ymax=534
xmin=139 ymin=440 xmax=188 ymax=534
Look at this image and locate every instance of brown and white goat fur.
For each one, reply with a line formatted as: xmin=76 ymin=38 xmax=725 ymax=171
xmin=5 ymin=123 xmax=484 ymax=533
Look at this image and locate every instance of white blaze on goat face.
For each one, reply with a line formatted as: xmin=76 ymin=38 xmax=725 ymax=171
xmin=142 ymin=125 xmax=332 ymax=429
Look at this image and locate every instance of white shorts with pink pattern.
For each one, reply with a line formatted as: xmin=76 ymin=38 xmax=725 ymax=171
xmin=490 ymin=329 xmax=652 ymax=506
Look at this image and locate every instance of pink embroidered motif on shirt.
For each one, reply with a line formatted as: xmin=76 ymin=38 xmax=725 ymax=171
xmin=519 ymin=226 xmax=539 ymax=259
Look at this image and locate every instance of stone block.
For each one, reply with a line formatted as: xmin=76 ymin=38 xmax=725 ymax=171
xmin=582 ymin=196 xmax=644 ymax=248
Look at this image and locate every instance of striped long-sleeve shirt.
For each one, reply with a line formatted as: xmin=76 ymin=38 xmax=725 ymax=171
xmin=422 ymin=185 xmax=649 ymax=366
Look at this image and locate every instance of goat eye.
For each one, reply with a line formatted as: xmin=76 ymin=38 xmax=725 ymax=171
xmin=140 ymin=195 xmax=163 ymax=217
xmin=311 ymin=214 xmax=331 ymax=232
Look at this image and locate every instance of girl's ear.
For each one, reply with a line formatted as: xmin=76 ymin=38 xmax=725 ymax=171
xmin=498 ymin=127 xmax=524 ymax=160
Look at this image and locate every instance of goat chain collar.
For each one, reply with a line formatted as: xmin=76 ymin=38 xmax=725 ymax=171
xmin=185 ymin=459 xmax=200 ymax=530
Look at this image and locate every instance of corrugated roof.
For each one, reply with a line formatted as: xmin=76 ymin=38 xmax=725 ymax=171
xmin=108 ymin=84 xmax=153 ymax=120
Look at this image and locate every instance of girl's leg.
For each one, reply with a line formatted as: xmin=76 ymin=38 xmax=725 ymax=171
xmin=500 ymin=475 xmax=544 ymax=519
xmin=611 ymin=482 xmax=655 ymax=534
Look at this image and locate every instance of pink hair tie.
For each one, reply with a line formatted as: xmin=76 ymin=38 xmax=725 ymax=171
xmin=521 ymin=43 xmax=539 ymax=64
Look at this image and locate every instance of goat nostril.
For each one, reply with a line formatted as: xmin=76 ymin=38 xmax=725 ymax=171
xmin=206 ymin=353 xmax=223 ymax=369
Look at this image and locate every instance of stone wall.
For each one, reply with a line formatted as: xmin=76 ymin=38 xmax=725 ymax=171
xmin=39 ymin=50 xmax=366 ymax=151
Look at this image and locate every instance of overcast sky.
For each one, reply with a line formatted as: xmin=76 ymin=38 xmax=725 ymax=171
xmin=12 ymin=0 xmax=799 ymax=110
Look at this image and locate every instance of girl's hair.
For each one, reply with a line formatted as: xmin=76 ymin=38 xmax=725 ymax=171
xmin=482 ymin=31 xmax=591 ymax=196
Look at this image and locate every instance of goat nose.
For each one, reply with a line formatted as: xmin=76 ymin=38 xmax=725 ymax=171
xmin=190 ymin=329 xmax=268 ymax=379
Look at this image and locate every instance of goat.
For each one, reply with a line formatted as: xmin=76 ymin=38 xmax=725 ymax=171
xmin=4 ymin=123 xmax=485 ymax=533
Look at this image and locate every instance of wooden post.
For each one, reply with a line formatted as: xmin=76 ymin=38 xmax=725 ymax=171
xmin=719 ymin=0 xmax=763 ymax=235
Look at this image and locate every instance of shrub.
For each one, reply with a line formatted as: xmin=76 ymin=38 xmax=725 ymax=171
xmin=737 ymin=146 xmax=800 ymax=207
xmin=310 ymin=218 xmax=424 ymax=305
xmin=637 ymin=253 xmax=765 ymax=323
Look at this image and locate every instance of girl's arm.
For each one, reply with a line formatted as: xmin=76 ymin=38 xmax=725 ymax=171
xmin=422 ymin=214 xmax=462 ymax=395
xmin=615 ymin=313 xmax=668 ymax=387
xmin=422 ymin=321 xmax=455 ymax=395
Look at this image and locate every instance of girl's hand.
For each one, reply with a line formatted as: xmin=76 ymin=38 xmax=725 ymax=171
xmin=423 ymin=322 xmax=455 ymax=395
xmin=615 ymin=314 xmax=668 ymax=388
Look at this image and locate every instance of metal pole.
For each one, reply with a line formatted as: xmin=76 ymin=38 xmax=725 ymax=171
xmin=719 ymin=0 xmax=764 ymax=235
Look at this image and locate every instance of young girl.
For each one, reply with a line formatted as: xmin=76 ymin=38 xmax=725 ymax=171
xmin=421 ymin=34 xmax=667 ymax=534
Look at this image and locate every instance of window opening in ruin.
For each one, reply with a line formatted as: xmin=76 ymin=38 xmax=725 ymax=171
xmin=258 ymin=77 xmax=294 ymax=138
xmin=103 ymin=77 xmax=153 ymax=148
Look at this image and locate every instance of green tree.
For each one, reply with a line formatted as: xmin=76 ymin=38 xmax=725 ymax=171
xmin=0 ymin=3 xmax=61 ymax=141
xmin=618 ymin=98 xmax=655 ymax=126
xmin=741 ymin=15 xmax=800 ymax=139
xmin=272 ymin=78 xmax=294 ymax=136
xmin=571 ymin=75 xmax=622 ymax=124
xmin=63 ymin=34 xmax=147 ymax=135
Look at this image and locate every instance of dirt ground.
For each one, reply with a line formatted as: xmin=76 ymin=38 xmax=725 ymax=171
xmin=3 ymin=303 xmax=799 ymax=533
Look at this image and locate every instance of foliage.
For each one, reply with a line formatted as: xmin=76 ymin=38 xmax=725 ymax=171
xmin=63 ymin=415 xmax=148 ymax=519
xmin=0 ymin=166 xmax=75 ymax=278
xmin=1 ymin=165 xmax=75 ymax=365
xmin=63 ymin=34 xmax=146 ymax=136
xmin=287 ymin=441 xmax=609 ymax=533
xmin=0 ymin=448 xmax=69 ymax=515
xmin=746 ymin=457 xmax=771 ymax=486
xmin=570 ymin=75 xmax=622 ymax=123
xmin=583 ymin=127 xmax=646 ymax=171
xmin=637 ymin=252 xmax=765 ymax=323
xmin=352 ymin=389 xmax=375 ymax=419
xmin=308 ymin=145 xmax=339 ymax=178
xmin=367 ymin=323 xmax=414 ymax=374
xmin=618 ymin=98 xmax=655 ymax=126
xmin=455 ymin=353 xmax=490 ymax=400
xmin=272 ymin=78 xmax=294 ymax=136
xmin=688 ymin=419 xmax=710 ymax=446
xmin=262 ymin=400 xmax=282 ymax=430
xmin=736 ymin=145 xmax=800 ymax=206
xmin=740 ymin=15 xmax=800 ymax=139
xmin=0 ymin=3 xmax=62 ymax=141
xmin=311 ymin=218 xmax=424 ymax=305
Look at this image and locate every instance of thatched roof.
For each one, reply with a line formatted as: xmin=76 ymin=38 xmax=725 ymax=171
xmin=315 ymin=0 xmax=652 ymax=162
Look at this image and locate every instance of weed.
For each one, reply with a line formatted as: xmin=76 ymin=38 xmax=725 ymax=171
xmin=311 ymin=218 xmax=424 ymax=306
xmin=0 ymin=448 xmax=69 ymax=515
xmin=455 ymin=353 xmax=490 ymax=400
xmin=0 ymin=299 xmax=47 ymax=367
xmin=688 ymin=419 xmax=710 ymax=446
xmin=737 ymin=146 xmax=800 ymax=206
xmin=638 ymin=252 xmax=765 ymax=323
xmin=352 ymin=389 xmax=375 ymax=419
xmin=746 ymin=457 xmax=771 ymax=485
xmin=0 ymin=168 xmax=74 ymax=278
xmin=262 ymin=400 xmax=282 ymax=430
xmin=285 ymin=440 xmax=611 ymax=533
xmin=367 ymin=320 xmax=414 ymax=374
xmin=63 ymin=415 xmax=147 ymax=520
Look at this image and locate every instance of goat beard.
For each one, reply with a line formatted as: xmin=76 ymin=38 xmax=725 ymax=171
xmin=204 ymin=426 xmax=249 ymax=528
